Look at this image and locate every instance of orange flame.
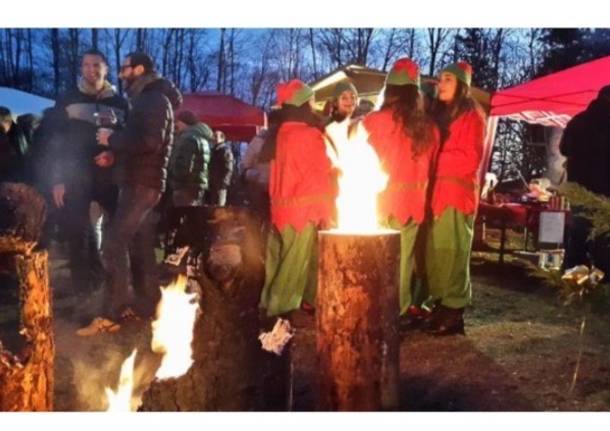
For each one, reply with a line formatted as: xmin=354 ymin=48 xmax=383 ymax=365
xmin=151 ymin=274 xmax=199 ymax=380
xmin=105 ymin=349 xmax=137 ymax=412
xmin=327 ymin=120 xmax=388 ymax=233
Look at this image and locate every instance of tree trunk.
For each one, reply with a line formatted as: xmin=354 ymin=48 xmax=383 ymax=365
xmin=0 ymin=183 xmax=52 ymax=412
xmin=140 ymin=206 xmax=284 ymax=411
xmin=51 ymin=29 xmax=60 ymax=97
xmin=316 ymin=231 xmax=400 ymax=411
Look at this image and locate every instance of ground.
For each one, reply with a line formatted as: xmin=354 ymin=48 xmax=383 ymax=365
xmin=2 ymin=228 xmax=610 ymax=411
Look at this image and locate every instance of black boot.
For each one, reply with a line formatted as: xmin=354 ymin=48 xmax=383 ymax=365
xmin=423 ymin=305 xmax=465 ymax=336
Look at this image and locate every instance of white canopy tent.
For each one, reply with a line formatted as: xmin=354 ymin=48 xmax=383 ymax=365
xmin=0 ymin=87 xmax=55 ymax=118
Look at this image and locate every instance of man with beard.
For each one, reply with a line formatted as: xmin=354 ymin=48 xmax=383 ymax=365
xmin=49 ymin=49 xmax=128 ymax=299
xmin=77 ymin=52 xmax=182 ymax=335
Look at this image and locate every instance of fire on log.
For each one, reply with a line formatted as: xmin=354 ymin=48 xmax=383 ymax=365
xmin=0 ymin=183 xmax=53 ymax=412
xmin=140 ymin=206 xmax=273 ymax=411
xmin=316 ymin=230 xmax=400 ymax=411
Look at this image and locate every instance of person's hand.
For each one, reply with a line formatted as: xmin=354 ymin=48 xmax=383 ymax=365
xmin=52 ymin=183 xmax=66 ymax=208
xmin=96 ymin=128 xmax=113 ymax=146
xmin=95 ymin=151 xmax=115 ymax=168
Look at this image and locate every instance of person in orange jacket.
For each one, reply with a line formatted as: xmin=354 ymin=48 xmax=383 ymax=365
xmin=363 ymin=58 xmax=440 ymax=316
xmin=422 ymin=61 xmax=486 ymax=335
xmin=260 ymin=79 xmax=337 ymax=317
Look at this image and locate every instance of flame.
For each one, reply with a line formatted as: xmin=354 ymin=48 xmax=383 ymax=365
xmin=328 ymin=120 xmax=388 ymax=233
xmin=151 ymin=274 xmax=199 ymax=380
xmin=105 ymin=349 xmax=137 ymax=412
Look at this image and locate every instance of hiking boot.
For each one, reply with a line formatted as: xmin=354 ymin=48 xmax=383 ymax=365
xmin=423 ymin=305 xmax=465 ymax=336
xmin=76 ymin=317 xmax=121 ymax=336
xmin=400 ymin=305 xmax=431 ymax=331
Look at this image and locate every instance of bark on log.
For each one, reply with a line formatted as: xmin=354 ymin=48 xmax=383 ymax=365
xmin=316 ymin=231 xmax=400 ymax=411
xmin=140 ymin=206 xmax=277 ymax=411
xmin=0 ymin=184 xmax=52 ymax=411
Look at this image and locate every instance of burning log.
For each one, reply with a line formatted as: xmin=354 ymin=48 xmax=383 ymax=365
xmin=0 ymin=183 xmax=53 ymax=412
xmin=316 ymin=230 xmax=400 ymax=411
xmin=140 ymin=206 xmax=270 ymax=411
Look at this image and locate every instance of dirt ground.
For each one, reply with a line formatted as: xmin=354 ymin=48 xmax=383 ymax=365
xmin=2 ymin=228 xmax=610 ymax=411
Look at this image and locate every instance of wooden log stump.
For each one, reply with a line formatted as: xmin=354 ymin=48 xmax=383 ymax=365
xmin=0 ymin=183 xmax=53 ymax=412
xmin=316 ymin=230 xmax=400 ymax=411
xmin=140 ymin=206 xmax=270 ymax=411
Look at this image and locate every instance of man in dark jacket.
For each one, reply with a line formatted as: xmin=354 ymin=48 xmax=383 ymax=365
xmin=169 ymin=110 xmax=212 ymax=206
xmin=48 ymin=49 xmax=128 ymax=298
xmin=206 ymin=130 xmax=234 ymax=206
xmin=560 ymin=85 xmax=610 ymax=272
xmin=78 ymin=52 xmax=182 ymax=335
xmin=0 ymin=106 xmax=29 ymax=184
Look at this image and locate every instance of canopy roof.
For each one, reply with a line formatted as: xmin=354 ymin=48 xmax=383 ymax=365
xmin=180 ymin=92 xmax=266 ymax=142
xmin=490 ymin=55 xmax=610 ymax=128
xmin=0 ymin=87 xmax=54 ymax=118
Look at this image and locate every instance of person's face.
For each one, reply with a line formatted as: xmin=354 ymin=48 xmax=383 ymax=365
xmin=336 ymin=90 xmax=357 ymax=117
xmin=175 ymin=120 xmax=188 ymax=134
xmin=81 ymin=54 xmax=108 ymax=87
xmin=118 ymin=57 xmax=144 ymax=87
xmin=1 ymin=119 xmax=12 ymax=134
xmin=438 ymin=72 xmax=458 ymax=103
xmin=307 ymin=97 xmax=316 ymax=111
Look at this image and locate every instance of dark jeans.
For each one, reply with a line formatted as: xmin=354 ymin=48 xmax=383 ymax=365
xmin=205 ymin=188 xmax=228 ymax=206
xmin=63 ymin=181 xmax=117 ymax=294
xmin=172 ymin=188 xmax=204 ymax=207
xmin=102 ymin=184 xmax=161 ymax=320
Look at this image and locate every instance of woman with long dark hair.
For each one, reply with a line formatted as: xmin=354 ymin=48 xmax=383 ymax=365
xmin=363 ymin=58 xmax=440 ymax=315
xmin=260 ymin=79 xmax=337 ymax=317
xmin=423 ymin=61 xmax=486 ymax=335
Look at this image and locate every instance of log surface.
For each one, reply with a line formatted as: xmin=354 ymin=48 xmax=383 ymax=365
xmin=140 ymin=206 xmax=270 ymax=411
xmin=316 ymin=231 xmax=400 ymax=411
xmin=0 ymin=251 xmax=54 ymax=411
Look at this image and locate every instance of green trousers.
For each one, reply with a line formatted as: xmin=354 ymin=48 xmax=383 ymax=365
xmin=260 ymin=223 xmax=318 ymax=317
xmin=388 ymin=218 xmax=420 ymax=315
xmin=424 ymin=207 xmax=474 ymax=309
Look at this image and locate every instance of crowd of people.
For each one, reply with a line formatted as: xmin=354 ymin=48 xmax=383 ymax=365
xmin=1 ymin=48 xmax=486 ymax=337
xmin=253 ymin=58 xmax=485 ymax=336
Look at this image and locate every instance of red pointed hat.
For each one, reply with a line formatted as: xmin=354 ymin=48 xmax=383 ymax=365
xmin=386 ymin=58 xmax=420 ymax=87
xmin=276 ymin=79 xmax=314 ymax=107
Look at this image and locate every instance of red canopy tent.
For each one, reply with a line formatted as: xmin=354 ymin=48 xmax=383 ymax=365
xmin=479 ymin=55 xmax=610 ymax=184
xmin=490 ymin=55 xmax=610 ymax=128
xmin=180 ymin=92 xmax=266 ymax=142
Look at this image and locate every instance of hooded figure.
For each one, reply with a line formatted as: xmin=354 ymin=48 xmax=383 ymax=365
xmin=362 ymin=58 xmax=440 ymax=316
xmin=170 ymin=110 xmax=213 ymax=206
xmin=422 ymin=61 xmax=486 ymax=336
xmin=260 ymin=79 xmax=337 ymax=317
xmin=560 ymin=86 xmax=610 ymax=273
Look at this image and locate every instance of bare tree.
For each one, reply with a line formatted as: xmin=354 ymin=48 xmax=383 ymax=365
xmin=217 ymin=28 xmax=226 ymax=92
xmin=425 ymin=28 xmax=452 ymax=76
xmin=51 ymin=29 xmax=61 ymax=97
xmin=107 ymin=29 xmax=131 ymax=93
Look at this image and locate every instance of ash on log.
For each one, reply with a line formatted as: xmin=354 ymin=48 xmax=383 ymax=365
xmin=316 ymin=230 xmax=400 ymax=411
xmin=140 ymin=206 xmax=282 ymax=411
xmin=0 ymin=183 xmax=53 ymax=412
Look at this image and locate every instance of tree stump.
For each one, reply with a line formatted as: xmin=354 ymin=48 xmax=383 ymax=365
xmin=316 ymin=230 xmax=400 ymax=411
xmin=140 ymin=206 xmax=273 ymax=411
xmin=0 ymin=183 xmax=53 ymax=412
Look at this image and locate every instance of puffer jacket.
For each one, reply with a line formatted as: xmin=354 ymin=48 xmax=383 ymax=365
xmin=108 ymin=72 xmax=183 ymax=192
xmin=560 ymin=97 xmax=610 ymax=197
xmin=169 ymin=122 xmax=212 ymax=193
xmin=49 ymin=84 xmax=128 ymax=187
